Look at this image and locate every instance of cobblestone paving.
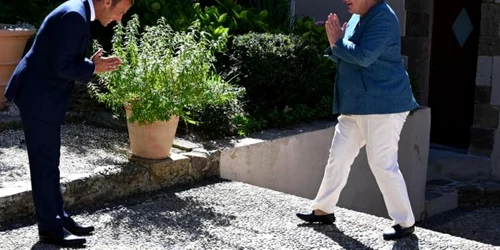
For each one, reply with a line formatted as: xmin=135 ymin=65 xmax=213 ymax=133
xmin=0 ymin=180 xmax=497 ymax=250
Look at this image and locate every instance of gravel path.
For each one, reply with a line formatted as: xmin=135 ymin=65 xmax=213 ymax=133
xmin=0 ymin=124 xmax=130 ymax=185
xmin=418 ymin=207 xmax=500 ymax=247
xmin=0 ymin=180 xmax=496 ymax=250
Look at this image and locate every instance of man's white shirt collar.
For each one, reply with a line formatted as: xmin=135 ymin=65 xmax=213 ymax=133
xmin=88 ymin=0 xmax=96 ymax=21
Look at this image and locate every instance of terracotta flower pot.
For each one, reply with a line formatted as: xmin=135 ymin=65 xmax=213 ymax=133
xmin=0 ymin=24 xmax=36 ymax=110
xmin=125 ymin=104 xmax=179 ymax=160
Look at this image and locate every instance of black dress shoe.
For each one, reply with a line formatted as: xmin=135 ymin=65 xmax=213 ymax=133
xmin=296 ymin=211 xmax=335 ymax=224
xmin=39 ymin=228 xmax=86 ymax=246
xmin=62 ymin=217 xmax=95 ymax=236
xmin=382 ymin=224 xmax=415 ymax=240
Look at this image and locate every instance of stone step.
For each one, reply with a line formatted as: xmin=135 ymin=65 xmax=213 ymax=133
xmin=424 ymin=148 xmax=495 ymax=218
xmin=0 ymin=152 xmax=219 ymax=225
xmin=424 ymin=176 xmax=500 ymax=219
xmin=427 ymin=148 xmax=491 ymax=181
xmin=425 ymin=179 xmax=459 ymax=218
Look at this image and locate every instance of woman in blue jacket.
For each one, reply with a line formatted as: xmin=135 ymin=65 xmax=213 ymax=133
xmin=296 ymin=0 xmax=418 ymax=240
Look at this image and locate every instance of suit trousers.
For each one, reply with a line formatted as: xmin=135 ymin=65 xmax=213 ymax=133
xmin=311 ymin=112 xmax=415 ymax=228
xmin=18 ymin=106 xmax=66 ymax=232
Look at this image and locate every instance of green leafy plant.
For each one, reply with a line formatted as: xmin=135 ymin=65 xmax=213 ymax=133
xmin=239 ymin=0 xmax=291 ymax=32
xmin=225 ymin=32 xmax=335 ymax=128
xmin=292 ymin=17 xmax=329 ymax=54
xmin=184 ymin=99 xmax=250 ymax=138
xmin=130 ymin=0 xmax=270 ymax=35
xmin=89 ymin=14 xmax=244 ymax=125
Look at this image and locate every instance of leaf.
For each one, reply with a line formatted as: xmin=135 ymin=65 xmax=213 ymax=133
xmin=218 ymin=13 xmax=228 ymax=23
xmin=239 ymin=10 xmax=248 ymax=20
xmin=151 ymin=2 xmax=161 ymax=11
xmin=258 ymin=10 xmax=268 ymax=19
xmin=214 ymin=26 xmax=229 ymax=36
xmin=183 ymin=116 xmax=198 ymax=125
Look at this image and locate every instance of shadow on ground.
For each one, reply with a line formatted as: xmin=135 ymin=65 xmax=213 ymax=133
xmin=417 ymin=207 xmax=500 ymax=246
xmin=298 ymin=223 xmax=375 ymax=250
xmin=297 ymin=224 xmax=420 ymax=250
xmin=3 ymin=178 xmax=237 ymax=250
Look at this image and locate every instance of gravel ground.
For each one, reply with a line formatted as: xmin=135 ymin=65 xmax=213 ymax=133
xmin=0 ymin=180 xmax=496 ymax=250
xmin=0 ymin=124 xmax=130 ymax=185
xmin=418 ymin=207 xmax=500 ymax=247
xmin=0 ymin=102 xmax=20 ymax=117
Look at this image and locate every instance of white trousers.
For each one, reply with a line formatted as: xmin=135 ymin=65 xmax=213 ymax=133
xmin=312 ymin=112 xmax=415 ymax=228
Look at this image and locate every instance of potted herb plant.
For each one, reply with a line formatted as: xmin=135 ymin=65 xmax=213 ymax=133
xmin=90 ymin=15 xmax=243 ymax=160
xmin=0 ymin=22 xmax=36 ymax=110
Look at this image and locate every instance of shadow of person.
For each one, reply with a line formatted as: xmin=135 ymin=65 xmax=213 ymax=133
xmin=298 ymin=223 xmax=375 ymax=250
xmin=417 ymin=207 xmax=500 ymax=246
xmin=392 ymin=234 xmax=420 ymax=250
xmin=30 ymin=241 xmax=86 ymax=250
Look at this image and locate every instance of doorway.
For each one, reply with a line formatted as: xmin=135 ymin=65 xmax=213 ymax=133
xmin=428 ymin=0 xmax=481 ymax=150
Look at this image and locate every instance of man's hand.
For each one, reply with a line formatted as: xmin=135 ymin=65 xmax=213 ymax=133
xmin=325 ymin=13 xmax=346 ymax=48
xmin=91 ymin=48 xmax=122 ymax=74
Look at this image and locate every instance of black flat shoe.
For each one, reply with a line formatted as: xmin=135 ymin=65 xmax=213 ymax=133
xmin=62 ymin=217 xmax=95 ymax=236
xmin=39 ymin=228 xmax=86 ymax=247
xmin=296 ymin=211 xmax=335 ymax=224
xmin=382 ymin=224 xmax=415 ymax=240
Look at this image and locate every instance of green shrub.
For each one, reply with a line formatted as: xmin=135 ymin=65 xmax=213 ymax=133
xmin=292 ymin=17 xmax=329 ymax=55
xmin=130 ymin=0 xmax=270 ymax=35
xmin=225 ymin=32 xmax=335 ymax=129
xmin=182 ymin=99 xmax=257 ymax=139
xmin=89 ymin=15 xmax=244 ymax=125
xmin=238 ymin=0 xmax=291 ymax=32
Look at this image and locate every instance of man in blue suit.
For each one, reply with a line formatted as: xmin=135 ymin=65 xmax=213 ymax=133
xmin=4 ymin=0 xmax=133 ymax=246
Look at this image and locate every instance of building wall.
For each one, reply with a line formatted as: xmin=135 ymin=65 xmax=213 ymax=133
xmin=473 ymin=1 xmax=500 ymax=174
xmin=402 ymin=0 xmax=432 ymax=106
xmin=402 ymin=0 xmax=500 ymax=171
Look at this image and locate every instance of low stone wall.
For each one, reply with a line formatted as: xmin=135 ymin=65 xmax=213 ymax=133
xmin=220 ymin=107 xmax=430 ymax=221
xmin=0 ymin=152 xmax=219 ymax=225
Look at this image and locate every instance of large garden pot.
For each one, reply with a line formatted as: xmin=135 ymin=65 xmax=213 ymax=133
xmin=0 ymin=24 xmax=36 ymax=110
xmin=125 ymin=104 xmax=179 ymax=160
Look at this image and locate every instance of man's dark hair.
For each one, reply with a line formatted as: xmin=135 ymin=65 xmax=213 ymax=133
xmin=111 ymin=0 xmax=134 ymax=6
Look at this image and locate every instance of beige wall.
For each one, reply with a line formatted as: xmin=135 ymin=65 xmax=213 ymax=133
xmin=294 ymin=0 xmax=406 ymax=36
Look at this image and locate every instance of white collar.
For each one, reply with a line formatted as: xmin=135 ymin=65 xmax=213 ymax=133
xmin=88 ymin=0 xmax=96 ymax=21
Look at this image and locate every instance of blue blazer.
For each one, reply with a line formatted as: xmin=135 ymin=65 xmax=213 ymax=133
xmin=326 ymin=1 xmax=418 ymax=115
xmin=4 ymin=0 xmax=95 ymax=124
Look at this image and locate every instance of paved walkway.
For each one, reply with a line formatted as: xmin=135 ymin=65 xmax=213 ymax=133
xmin=0 ymin=180 xmax=498 ymax=250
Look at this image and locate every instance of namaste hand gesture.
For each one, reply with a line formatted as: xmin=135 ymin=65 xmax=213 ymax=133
xmin=91 ymin=48 xmax=123 ymax=74
xmin=325 ymin=13 xmax=346 ymax=47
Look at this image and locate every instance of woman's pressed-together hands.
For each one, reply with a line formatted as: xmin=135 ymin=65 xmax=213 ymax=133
xmin=325 ymin=13 xmax=346 ymax=47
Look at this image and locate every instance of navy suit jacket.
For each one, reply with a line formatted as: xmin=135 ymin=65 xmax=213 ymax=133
xmin=4 ymin=0 xmax=95 ymax=124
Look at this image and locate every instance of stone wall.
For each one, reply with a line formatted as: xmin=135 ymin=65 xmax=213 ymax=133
xmin=402 ymin=0 xmax=432 ymax=106
xmin=475 ymin=1 xmax=500 ymax=174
